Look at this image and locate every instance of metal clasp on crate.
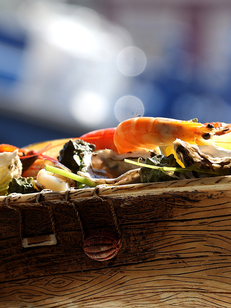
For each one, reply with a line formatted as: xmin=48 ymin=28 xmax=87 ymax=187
xmin=22 ymin=233 xmax=57 ymax=248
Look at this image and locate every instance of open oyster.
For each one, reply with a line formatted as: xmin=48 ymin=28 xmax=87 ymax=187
xmin=79 ymin=149 xmax=158 ymax=186
xmin=89 ymin=149 xmax=156 ymax=178
xmin=174 ymin=139 xmax=231 ymax=175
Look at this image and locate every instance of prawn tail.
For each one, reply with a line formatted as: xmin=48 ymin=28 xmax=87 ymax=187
xmin=79 ymin=127 xmax=117 ymax=152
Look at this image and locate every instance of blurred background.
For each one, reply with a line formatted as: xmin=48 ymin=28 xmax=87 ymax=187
xmin=1 ymin=0 xmax=231 ymax=147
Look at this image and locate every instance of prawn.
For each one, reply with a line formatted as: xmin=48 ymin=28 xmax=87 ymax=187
xmin=113 ymin=117 xmax=219 ymax=154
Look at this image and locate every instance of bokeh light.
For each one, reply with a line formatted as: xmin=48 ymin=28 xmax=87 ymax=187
xmin=116 ymin=46 xmax=147 ymax=77
xmin=1 ymin=1 xmax=231 ymax=147
xmin=114 ymin=95 xmax=144 ymax=122
xmin=70 ymin=90 xmax=109 ymax=128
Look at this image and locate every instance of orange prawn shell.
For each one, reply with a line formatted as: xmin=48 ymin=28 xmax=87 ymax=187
xmin=114 ymin=117 xmax=214 ymax=154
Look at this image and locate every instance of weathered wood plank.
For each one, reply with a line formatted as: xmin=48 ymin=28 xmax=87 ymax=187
xmin=1 ymin=177 xmax=231 ymax=306
xmin=1 ymin=189 xmax=231 ymax=279
xmin=1 ymin=256 xmax=231 ymax=307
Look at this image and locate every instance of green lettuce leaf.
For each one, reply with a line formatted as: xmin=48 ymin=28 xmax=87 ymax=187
xmin=140 ymin=154 xmax=182 ymax=183
xmin=58 ymin=139 xmax=95 ymax=174
xmin=7 ymin=177 xmax=39 ymax=194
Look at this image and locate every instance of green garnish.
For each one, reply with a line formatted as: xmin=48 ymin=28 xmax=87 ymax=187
xmin=45 ymin=165 xmax=97 ymax=187
xmin=124 ymin=158 xmax=182 ymax=172
xmin=124 ymin=158 xmax=218 ymax=175
xmin=7 ymin=177 xmax=39 ymax=195
xmin=58 ymin=139 xmax=95 ymax=174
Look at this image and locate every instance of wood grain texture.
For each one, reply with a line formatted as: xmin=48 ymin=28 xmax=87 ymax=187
xmin=1 ymin=176 xmax=231 ymax=307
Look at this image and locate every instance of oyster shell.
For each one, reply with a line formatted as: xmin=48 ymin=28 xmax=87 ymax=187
xmin=78 ymin=149 xmax=158 ymax=186
xmin=88 ymin=149 xmax=157 ymax=179
xmin=174 ymin=139 xmax=231 ymax=175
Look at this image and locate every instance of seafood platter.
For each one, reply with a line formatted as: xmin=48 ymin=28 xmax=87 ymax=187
xmin=1 ymin=117 xmax=231 ymax=307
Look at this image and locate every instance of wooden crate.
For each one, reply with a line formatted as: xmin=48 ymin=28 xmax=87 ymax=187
xmin=1 ymin=176 xmax=231 ymax=307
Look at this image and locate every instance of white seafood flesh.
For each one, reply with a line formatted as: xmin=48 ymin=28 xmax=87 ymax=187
xmin=0 ymin=150 xmax=22 ymax=195
xmin=37 ymin=169 xmax=70 ymax=191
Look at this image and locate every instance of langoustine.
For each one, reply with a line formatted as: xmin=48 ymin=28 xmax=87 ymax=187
xmin=113 ymin=117 xmax=231 ymax=154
